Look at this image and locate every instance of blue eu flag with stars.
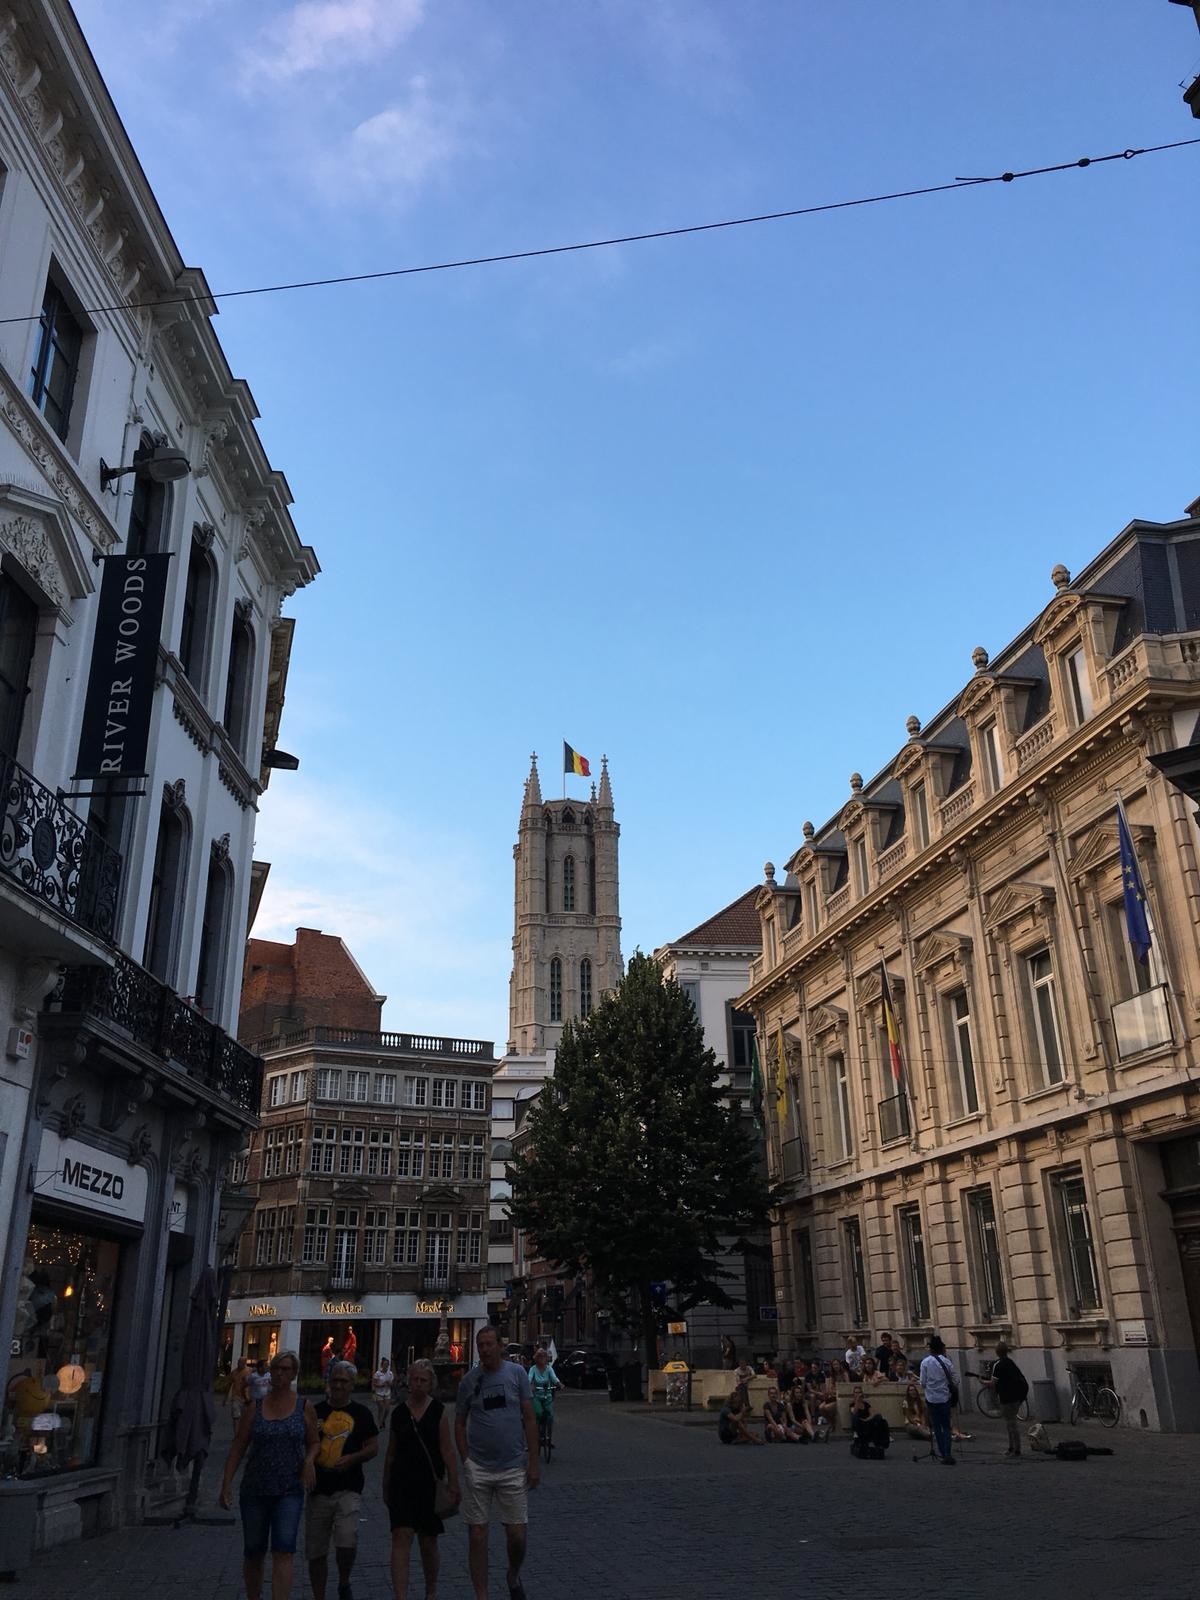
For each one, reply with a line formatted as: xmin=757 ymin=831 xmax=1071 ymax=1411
xmin=1117 ymin=803 xmax=1152 ymax=966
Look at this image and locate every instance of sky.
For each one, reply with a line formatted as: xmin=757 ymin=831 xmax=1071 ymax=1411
xmin=71 ymin=0 xmax=1200 ymax=1046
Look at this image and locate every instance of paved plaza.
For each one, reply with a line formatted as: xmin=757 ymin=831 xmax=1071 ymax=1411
xmin=7 ymin=1391 xmax=1197 ymax=1600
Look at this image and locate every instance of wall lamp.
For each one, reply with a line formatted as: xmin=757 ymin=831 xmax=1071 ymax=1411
xmin=99 ymin=445 xmax=192 ymax=493
xmin=263 ymin=748 xmax=300 ymax=771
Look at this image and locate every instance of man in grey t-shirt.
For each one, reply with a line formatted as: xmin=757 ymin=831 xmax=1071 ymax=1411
xmin=455 ymin=1326 xmax=539 ymax=1600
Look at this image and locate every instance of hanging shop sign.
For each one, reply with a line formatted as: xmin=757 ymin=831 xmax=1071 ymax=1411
xmin=34 ymin=1129 xmax=148 ymax=1222
xmin=74 ymin=553 xmax=172 ymax=779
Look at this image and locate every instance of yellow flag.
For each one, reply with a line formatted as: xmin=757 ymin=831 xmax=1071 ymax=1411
xmin=775 ymin=1029 xmax=788 ymax=1125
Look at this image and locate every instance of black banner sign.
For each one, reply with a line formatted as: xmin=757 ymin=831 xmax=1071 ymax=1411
xmin=73 ymin=554 xmax=172 ymax=780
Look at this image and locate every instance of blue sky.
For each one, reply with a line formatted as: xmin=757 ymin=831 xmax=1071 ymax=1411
xmin=73 ymin=0 xmax=1200 ymax=1045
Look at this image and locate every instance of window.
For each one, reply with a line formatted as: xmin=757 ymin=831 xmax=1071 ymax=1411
xmin=339 ymin=1127 xmax=365 ymax=1176
xmin=143 ymin=799 xmax=189 ymax=983
xmin=310 ymin=1125 xmax=336 ymax=1174
xmin=966 ymin=1186 xmax=1006 ymax=1318
xmin=284 ymin=1126 xmax=302 ymax=1175
xmin=429 ymin=1134 xmax=455 ymax=1180
xmin=331 ymin=1209 xmax=359 ymax=1286
xmin=679 ymin=979 xmax=700 ymax=1017
xmin=178 ymin=532 xmax=216 ymax=689
xmin=0 ymin=574 xmax=39 ymax=759
xmin=460 ymin=1134 xmax=486 ymax=1182
xmin=316 ymin=1068 xmax=342 ymax=1101
xmin=126 ymin=437 xmax=172 ymax=557
xmin=372 ymin=1072 xmax=396 ymax=1105
xmin=345 ymin=1070 xmax=369 ymax=1103
xmin=290 ymin=1070 xmax=307 ymax=1102
xmin=432 ymin=1077 xmax=457 ymax=1110
xmin=1027 ymin=949 xmax=1065 ymax=1086
xmin=302 ymin=1205 xmax=329 ymax=1264
xmin=549 ymin=957 xmax=563 ymax=1023
xmin=223 ymin=605 xmax=256 ymax=755
xmin=912 ymin=782 xmax=930 ymax=850
xmin=367 ymin=1129 xmax=393 ymax=1177
xmin=794 ymin=1229 xmax=817 ymax=1331
xmin=396 ymin=1131 xmax=425 ymax=1179
xmin=254 ymin=1207 xmax=276 ymax=1265
xmin=456 ymin=1211 xmax=484 ymax=1266
xmin=465 ymin=1080 xmax=488 ymax=1113
xmin=579 ymin=957 xmax=593 ymax=1018
xmin=730 ymin=1009 xmax=756 ymax=1071
xmin=899 ymin=1206 xmax=931 ymax=1321
xmin=842 ymin=1217 xmax=868 ymax=1327
xmin=829 ymin=1053 xmax=853 ymax=1162
xmin=424 ymin=1214 xmax=452 ymax=1285
xmin=29 ymin=276 xmax=84 ymax=440
xmin=393 ymin=1209 xmax=421 ymax=1266
xmin=804 ymin=881 xmax=819 ymax=936
xmin=277 ymin=1207 xmax=295 ymax=1264
xmin=491 ymin=1097 xmax=515 ymax=1122
xmin=194 ymin=853 xmax=232 ymax=1016
xmin=854 ymin=836 xmax=870 ymax=895
xmin=765 ymin=918 xmax=777 ymax=967
xmin=363 ymin=1208 xmax=389 ymax=1266
xmin=947 ymin=989 xmax=980 ymax=1116
xmin=1105 ymin=901 xmax=1153 ymax=999
xmin=981 ymin=721 xmax=1002 ymax=794
xmin=1064 ymin=647 xmax=1093 ymax=727
xmin=262 ymin=1128 xmax=283 ymax=1178
xmin=267 ymin=1075 xmax=287 ymax=1109
xmin=563 ymin=854 xmax=575 ymax=911
xmin=1053 ymin=1173 xmax=1102 ymax=1314
xmin=403 ymin=1075 xmax=428 ymax=1107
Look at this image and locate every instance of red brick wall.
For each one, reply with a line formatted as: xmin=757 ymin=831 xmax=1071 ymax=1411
xmin=239 ymin=926 xmax=384 ymax=1042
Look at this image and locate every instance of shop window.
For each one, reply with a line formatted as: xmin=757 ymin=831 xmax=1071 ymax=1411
xmin=178 ymin=532 xmax=216 ymax=690
xmin=842 ymin=1216 xmax=868 ymax=1328
xmin=29 ymin=275 xmax=85 ymax=442
xmin=403 ymin=1075 xmax=428 ymax=1107
xmin=302 ymin=1207 xmax=329 ymax=1263
xmin=966 ymin=1186 xmax=1006 ymax=1319
xmin=393 ymin=1210 xmax=421 ymax=1267
xmin=898 ymin=1205 xmax=930 ymax=1322
xmin=372 ymin=1072 xmax=396 ymax=1105
xmin=1052 ymin=1172 xmax=1102 ymax=1316
xmin=3 ymin=1223 xmax=119 ymax=1477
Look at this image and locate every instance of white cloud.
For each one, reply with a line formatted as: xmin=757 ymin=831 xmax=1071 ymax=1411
xmin=312 ymin=75 xmax=466 ymax=205
xmin=252 ymin=777 xmax=508 ymax=1044
xmin=243 ymin=0 xmax=426 ymax=84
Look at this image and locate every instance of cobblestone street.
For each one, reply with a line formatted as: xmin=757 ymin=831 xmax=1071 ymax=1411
xmin=6 ymin=1391 xmax=1198 ymax=1600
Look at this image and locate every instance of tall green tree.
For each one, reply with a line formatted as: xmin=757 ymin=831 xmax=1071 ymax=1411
xmin=507 ymin=952 xmax=769 ymax=1369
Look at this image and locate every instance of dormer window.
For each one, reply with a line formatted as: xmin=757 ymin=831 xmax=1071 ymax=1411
xmin=854 ymin=836 xmax=870 ymax=895
xmin=911 ymin=782 xmax=930 ymax=850
xmin=1064 ymin=647 xmax=1093 ymax=727
xmin=981 ymin=721 xmax=1002 ymax=794
xmin=805 ymin=881 xmax=819 ymax=935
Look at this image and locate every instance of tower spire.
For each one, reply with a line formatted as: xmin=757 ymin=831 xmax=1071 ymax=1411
xmin=597 ymin=753 xmax=612 ymax=817
xmin=523 ymin=750 xmax=542 ymax=812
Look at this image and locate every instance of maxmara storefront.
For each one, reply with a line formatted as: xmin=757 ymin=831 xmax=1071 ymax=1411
xmin=224 ymin=1291 xmax=488 ymax=1387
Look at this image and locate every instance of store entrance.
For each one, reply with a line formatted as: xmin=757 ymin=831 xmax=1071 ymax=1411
xmin=389 ymin=1318 xmax=471 ymax=1369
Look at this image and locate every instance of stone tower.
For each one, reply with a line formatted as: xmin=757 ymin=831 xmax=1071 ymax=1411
xmin=508 ymin=752 xmax=623 ymax=1053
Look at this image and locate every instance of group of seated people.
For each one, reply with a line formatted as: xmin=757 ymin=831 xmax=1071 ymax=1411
xmin=717 ymin=1333 xmax=972 ymax=1458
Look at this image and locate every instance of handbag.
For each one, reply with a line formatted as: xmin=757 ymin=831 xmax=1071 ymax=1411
xmin=410 ymin=1407 xmax=458 ymax=1519
xmin=936 ymin=1355 xmax=960 ymax=1409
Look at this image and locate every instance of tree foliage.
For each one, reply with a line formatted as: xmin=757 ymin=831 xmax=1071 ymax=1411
xmin=507 ymin=952 xmax=769 ymax=1365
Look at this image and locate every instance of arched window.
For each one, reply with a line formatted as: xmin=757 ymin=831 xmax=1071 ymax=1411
xmin=179 ymin=528 xmax=216 ymax=691
xmin=223 ymin=602 xmax=256 ymax=756
xmin=563 ymin=854 xmax=575 ymax=911
xmin=195 ymin=844 xmax=233 ymax=1015
xmin=144 ymin=787 xmax=190 ymax=982
xmin=126 ymin=433 xmax=172 ymax=557
xmin=579 ymin=958 xmax=592 ymax=1018
xmin=549 ymin=957 xmax=563 ymax=1023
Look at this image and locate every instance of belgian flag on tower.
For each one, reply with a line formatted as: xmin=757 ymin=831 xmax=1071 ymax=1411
xmin=563 ymin=741 xmax=591 ymax=778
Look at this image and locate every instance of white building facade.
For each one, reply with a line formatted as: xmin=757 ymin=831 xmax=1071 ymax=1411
xmin=0 ymin=0 xmax=316 ymax=1559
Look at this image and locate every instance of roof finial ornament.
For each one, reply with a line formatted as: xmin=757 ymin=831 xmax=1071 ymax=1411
xmin=802 ymin=820 xmax=815 ymax=841
xmin=764 ymin=861 xmax=776 ymax=885
xmin=905 ymin=714 xmax=921 ymax=737
xmin=850 ymin=772 xmax=863 ymax=794
xmin=971 ymin=646 xmax=989 ymax=671
xmin=1051 ymin=563 xmax=1071 ymax=592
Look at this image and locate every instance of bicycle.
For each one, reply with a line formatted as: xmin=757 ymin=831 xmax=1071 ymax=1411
xmin=964 ymin=1364 xmax=1029 ymax=1421
xmin=1068 ymin=1368 xmax=1121 ymax=1428
xmin=537 ymin=1404 xmax=554 ymax=1463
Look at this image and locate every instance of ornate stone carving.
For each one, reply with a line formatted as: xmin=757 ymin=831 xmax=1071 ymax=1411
xmin=163 ymin=777 xmax=187 ymax=813
xmin=212 ymin=832 xmax=231 ymax=865
xmin=193 ymin=520 xmax=216 ymax=551
xmin=60 ymin=1092 xmax=87 ymax=1135
xmin=129 ymin=1124 xmax=153 ymax=1164
xmin=0 ymin=514 xmax=64 ymax=606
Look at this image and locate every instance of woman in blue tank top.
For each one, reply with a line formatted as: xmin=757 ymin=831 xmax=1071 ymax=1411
xmin=220 ymin=1349 xmax=318 ymax=1600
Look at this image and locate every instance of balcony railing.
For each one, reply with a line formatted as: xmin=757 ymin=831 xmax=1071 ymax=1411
xmin=257 ymin=1024 xmax=494 ymax=1059
xmin=878 ymin=1091 xmax=911 ymax=1145
xmin=52 ymin=950 xmax=263 ymax=1113
xmin=421 ymin=1272 xmax=461 ymax=1295
xmin=780 ymin=1135 xmax=807 ymax=1181
xmin=1111 ymin=985 xmax=1172 ymax=1061
xmin=325 ymin=1273 xmax=365 ymax=1296
xmin=0 ymin=752 xmax=121 ymax=940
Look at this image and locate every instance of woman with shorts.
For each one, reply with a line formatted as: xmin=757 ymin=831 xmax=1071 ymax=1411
xmin=219 ymin=1349 xmax=318 ymax=1600
xmin=383 ymin=1358 xmax=460 ymax=1600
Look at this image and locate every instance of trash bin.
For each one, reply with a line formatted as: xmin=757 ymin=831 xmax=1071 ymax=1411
xmin=622 ymin=1361 xmax=643 ymax=1402
xmin=1032 ymin=1379 xmax=1059 ymax=1423
xmin=607 ymin=1360 xmax=625 ymax=1402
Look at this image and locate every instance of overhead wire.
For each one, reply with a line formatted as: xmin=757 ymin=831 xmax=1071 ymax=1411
xmin=0 ymin=136 xmax=1196 ymax=327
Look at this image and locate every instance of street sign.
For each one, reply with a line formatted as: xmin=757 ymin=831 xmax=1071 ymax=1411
xmin=759 ymin=1305 xmax=779 ymax=1321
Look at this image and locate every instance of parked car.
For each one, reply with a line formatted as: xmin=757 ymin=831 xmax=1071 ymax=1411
xmin=555 ymin=1348 xmax=609 ymax=1389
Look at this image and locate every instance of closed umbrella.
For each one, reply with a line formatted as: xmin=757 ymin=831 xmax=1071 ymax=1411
xmin=162 ymin=1266 xmax=217 ymax=1508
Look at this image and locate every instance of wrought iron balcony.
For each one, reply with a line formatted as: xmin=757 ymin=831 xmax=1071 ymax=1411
xmin=0 ymin=751 xmax=121 ymax=939
xmin=51 ymin=950 xmax=263 ymax=1114
xmin=878 ymin=1091 xmax=911 ymax=1145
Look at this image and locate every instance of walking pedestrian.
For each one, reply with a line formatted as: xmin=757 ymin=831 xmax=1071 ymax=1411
xmin=384 ymin=1358 xmax=460 ymax=1600
xmin=219 ymin=1349 xmax=319 ymax=1600
xmin=307 ymin=1360 xmax=379 ymax=1600
xmin=919 ymin=1334 xmax=960 ymax=1465
xmin=373 ymin=1356 xmax=396 ymax=1428
xmin=989 ymin=1341 xmax=1030 ymax=1459
xmin=247 ymin=1359 xmax=272 ymax=1404
xmin=226 ymin=1357 xmax=250 ymax=1424
xmin=455 ymin=1325 xmax=539 ymax=1600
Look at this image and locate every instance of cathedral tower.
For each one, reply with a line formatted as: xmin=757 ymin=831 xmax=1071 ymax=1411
xmin=508 ymin=752 xmax=623 ymax=1053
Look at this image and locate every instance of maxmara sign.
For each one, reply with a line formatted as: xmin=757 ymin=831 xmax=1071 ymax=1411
xmin=35 ymin=1129 xmax=148 ymax=1223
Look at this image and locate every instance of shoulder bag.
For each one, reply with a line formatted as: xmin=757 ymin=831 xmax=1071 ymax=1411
xmin=410 ymin=1405 xmax=458 ymax=1520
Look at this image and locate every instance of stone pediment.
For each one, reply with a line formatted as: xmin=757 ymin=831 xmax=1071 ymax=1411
xmin=1069 ymin=817 xmax=1154 ymax=881
xmin=856 ymin=967 xmax=905 ymax=1007
xmin=957 ymin=673 xmax=997 ymax=718
xmin=912 ymin=930 xmax=973 ymax=972
xmin=893 ymin=741 xmax=926 ymax=779
xmin=806 ymin=1002 xmax=847 ymax=1037
xmin=1033 ymin=589 xmax=1126 ymax=649
xmin=0 ymin=482 xmax=97 ymax=622
xmin=839 ymin=799 xmax=865 ymax=832
xmin=985 ymin=879 xmax=1055 ymax=932
xmin=421 ymin=1182 xmax=465 ymax=1204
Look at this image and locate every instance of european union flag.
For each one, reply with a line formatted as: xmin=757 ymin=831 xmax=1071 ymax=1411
xmin=1117 ymin=803 xmax=1152 ymax=966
